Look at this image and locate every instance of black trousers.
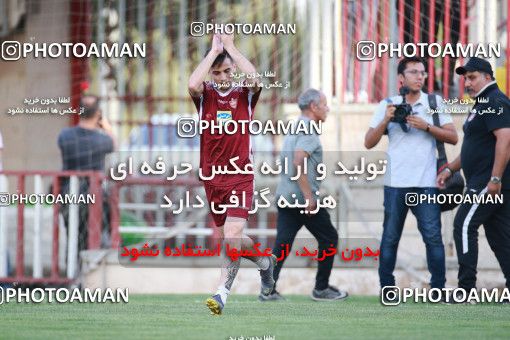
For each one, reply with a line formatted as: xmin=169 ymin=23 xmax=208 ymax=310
xmin=272 ymin=207 xmax=339 ymax=291
xmin=453 ymin=188 xmax=510 ymax=290
xmin=61 ymin=194 xmax=111 ymax=253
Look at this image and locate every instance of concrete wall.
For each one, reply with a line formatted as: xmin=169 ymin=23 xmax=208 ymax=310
xmin=0 ymin=0 xmax=70 ymax=172
xmin=82 ymin=252 xmax=508 ymax=295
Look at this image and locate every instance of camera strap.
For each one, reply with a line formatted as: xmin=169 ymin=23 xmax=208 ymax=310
xmin=428 ymin=94 xmax=447 ymax=167
xmin=400 ymin=122 xmax=410 ymax=132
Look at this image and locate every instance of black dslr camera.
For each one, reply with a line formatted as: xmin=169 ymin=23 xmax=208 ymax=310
xmin=391 ymin=86 xmax=413 ymax=123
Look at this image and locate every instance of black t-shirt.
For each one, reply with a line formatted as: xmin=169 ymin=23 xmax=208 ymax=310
xmin=461 ymin=83 xmax=510 ymax=190
xmin=57 ymin=126 xmax=114 ymax=192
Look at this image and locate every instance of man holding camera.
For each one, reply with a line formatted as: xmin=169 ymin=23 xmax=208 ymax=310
xmin=437 ymin=57 xmax=510 ymax=295
xmin=365 ymin=57 xmax=458 ymax=290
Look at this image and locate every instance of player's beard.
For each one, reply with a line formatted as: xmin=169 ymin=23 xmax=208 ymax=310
xmin=465 ymin=87 xmax=476 ymax=98
xmin=409 ymin=86 xmax=422 ymax=95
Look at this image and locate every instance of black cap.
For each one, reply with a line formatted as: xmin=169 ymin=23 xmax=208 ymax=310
xmin=455 ymin=57 xmax=494 ymax=77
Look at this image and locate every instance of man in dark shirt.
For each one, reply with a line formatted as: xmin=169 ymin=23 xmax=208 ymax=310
xmin=58 ymin=95 xmax=115 ymax=252
xmin=58 ymin=96 xmax=114 ymax=173
xmin=437 ymin=57 xmax=510 ymax=295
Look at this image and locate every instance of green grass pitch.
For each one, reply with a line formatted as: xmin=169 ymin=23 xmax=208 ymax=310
xmin=1 ymin=295 xmax=509 ymax=339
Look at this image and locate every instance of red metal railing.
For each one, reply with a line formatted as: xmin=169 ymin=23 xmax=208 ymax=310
xmin=342 ymin=0 xmax=493 ymax=102
xmin=0 ymin=170 xmax=106 ymax=284
xmin=107 ymin=176 xmax=202 ymax=248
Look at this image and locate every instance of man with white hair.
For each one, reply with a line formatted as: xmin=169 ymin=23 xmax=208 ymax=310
xmin=263 ymin=88 xmax=348 ymax=302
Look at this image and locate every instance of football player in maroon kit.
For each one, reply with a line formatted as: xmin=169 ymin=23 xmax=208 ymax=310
xmin=188 ymin=33 xmax=276 ymax=315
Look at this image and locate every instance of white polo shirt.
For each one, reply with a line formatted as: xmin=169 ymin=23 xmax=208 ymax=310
xmin=370 ymin=91 xmax=453 ymax=187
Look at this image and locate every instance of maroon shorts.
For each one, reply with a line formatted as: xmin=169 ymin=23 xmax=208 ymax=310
xmin=204 ymin=180 xmax=254 ymax=227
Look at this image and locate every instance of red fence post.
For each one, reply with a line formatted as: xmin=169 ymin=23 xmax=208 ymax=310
xmin=414 ymin=0 xmax=421 ymax=44
xmin=459 ymin=0 xmax=467 ymax=98
xmin=87 ymin=173 xmax=102 ymax=249
xmin=354 ymin=1 xmax=361 ymax=102
xmin=398 ymin=0 xmax=404 ymax=43
xmin=110 ymin=183 xmax=121 ymax=248
xmin=382 ymin=0 xmax=390 ymax=98
xmin=342 ymin=0 xmax=348 ymax=102
xmin=443 ymin=0 xmax=451 ymax=99
xmin=15 ymin=175 xmax=25 ymax=279
xmin=51 ymin=176 xmax=60 ymax=279
xmin=428 ymin=0 xmax=436 ymax=93
xmin=69 ymin=0 xmax=91 ymax=126
xmin=367 ymin=0 xmax=374 ymax=103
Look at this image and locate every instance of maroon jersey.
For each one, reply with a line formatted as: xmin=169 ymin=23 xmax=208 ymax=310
xmin=191 ymin=81 xmax=261 ymax=187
